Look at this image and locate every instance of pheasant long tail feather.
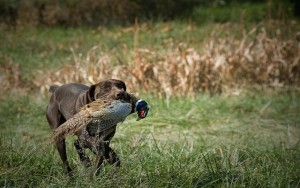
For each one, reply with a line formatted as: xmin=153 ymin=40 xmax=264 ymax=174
xmin=52 ymin=110 xmax=92 ymax=142
xmin=51 ymin=99 xmax=132 ymax=142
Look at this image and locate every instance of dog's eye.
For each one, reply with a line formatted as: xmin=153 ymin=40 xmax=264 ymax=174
xmin=117 ymin=83 xmax=126 ymax=91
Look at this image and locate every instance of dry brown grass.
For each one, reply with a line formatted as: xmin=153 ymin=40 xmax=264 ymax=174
xmin=30 ymin=25 xmax=300 ymax=97
xmin=0 ymin=62 xmax=26 ymax=99
xmin=0 ymin=24 xmax=299 ymax=98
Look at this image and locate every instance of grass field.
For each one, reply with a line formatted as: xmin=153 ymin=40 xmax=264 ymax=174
xmin=0 ymin=91 xmax=299 ymax=187
xmin=0 ymin=6 xmax=300 ymax=186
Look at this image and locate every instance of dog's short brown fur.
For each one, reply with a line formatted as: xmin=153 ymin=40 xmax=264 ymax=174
xmin=46 ymin=79 xmax=136 ymax=175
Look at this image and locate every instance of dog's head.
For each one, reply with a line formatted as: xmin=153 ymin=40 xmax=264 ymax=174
xmin=88 ymin=79 xmax=130 ymax=101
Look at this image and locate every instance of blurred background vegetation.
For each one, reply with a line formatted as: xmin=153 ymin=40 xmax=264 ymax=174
xmin=0 ymin=0 xmax=298 ymax=27
xmin=1 ymin=0 xmax=299 ymax=97
xmin=1 ymin=1 xmax=300 ymax=187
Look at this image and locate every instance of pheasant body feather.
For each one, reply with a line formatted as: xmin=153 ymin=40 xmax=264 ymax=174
xmin=53 ymin=100 xmax=132 ymax=142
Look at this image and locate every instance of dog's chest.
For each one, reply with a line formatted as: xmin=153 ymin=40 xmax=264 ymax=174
xmin=79 ymin=120 xmax=120 ymax=152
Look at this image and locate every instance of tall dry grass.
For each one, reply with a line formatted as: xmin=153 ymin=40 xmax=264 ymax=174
xmin=30 ymin=25 xmax=300 ymax=98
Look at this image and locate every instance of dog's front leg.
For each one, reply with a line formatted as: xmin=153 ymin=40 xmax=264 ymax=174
xmin=103 ymin=129 xmax=121 ymax=167
xmin=94 ymin=153 xmax=104 ymax=176
xmin=55 ymin=139 xmax=72 ymax=176
xmin=74 ymin=140 xmax=92 ymax=167
xmin=94 ymin=136 xmax=106 ymax=176
xmin=105 ymin=146 xmax=121 ymax=167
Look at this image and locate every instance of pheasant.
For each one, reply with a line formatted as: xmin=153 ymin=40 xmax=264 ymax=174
xmin=52 ymin=98 xmax=149 ymax=143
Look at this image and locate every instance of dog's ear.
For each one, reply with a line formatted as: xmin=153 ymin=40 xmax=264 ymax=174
xmin=88 ymin=84 xmax=96 ymax=101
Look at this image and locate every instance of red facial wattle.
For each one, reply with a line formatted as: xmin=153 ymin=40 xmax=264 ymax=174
xmin=138 ymin=109 xmax=146 ymax=118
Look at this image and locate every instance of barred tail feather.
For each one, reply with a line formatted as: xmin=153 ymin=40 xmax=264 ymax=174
xmin=52 ymin=111 xmax=92 ymax=142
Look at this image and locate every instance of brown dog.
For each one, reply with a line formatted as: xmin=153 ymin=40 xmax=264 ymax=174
xmin=46 ymin=79 xmax=141 ymax=175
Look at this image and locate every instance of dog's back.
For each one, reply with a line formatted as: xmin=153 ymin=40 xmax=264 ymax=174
xmin=49 ymin=85 xmax=59 ymax=93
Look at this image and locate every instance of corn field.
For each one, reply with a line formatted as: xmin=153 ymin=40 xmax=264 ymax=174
xmin=29 ymin=25 xmax=299 ymax=97
xmin=1 ymin=25 xmax=299 ymax=98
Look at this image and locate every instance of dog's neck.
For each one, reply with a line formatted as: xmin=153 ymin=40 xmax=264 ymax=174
xmin=75 ymin=91 xmax=93 ymax=113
